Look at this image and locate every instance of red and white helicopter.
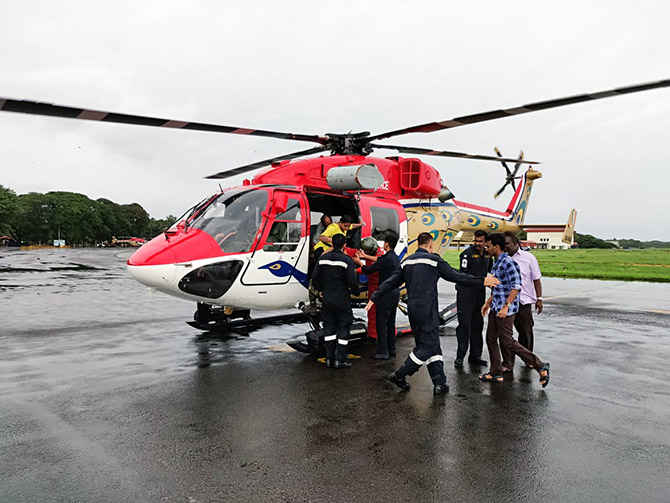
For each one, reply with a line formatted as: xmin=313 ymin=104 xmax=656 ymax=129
xmin=1 ymin=79 xmax=668 ymax=345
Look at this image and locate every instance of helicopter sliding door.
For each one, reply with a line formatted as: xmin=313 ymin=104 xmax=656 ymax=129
xmin=240 ymin=190 xmax=310 ymax=296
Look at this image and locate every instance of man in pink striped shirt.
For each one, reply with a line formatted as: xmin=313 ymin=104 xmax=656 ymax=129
xmin=503 ymin=231 xmax=544 ymax=368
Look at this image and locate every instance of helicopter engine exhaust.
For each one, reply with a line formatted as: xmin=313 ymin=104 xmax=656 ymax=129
xmin=326 ymin=164 xmax=384 ymax=191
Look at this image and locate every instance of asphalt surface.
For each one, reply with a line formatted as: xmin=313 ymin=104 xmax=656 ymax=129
xmin=1 ymin=248 xmax=669 ymax=502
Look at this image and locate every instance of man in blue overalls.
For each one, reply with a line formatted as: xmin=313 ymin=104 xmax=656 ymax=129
xmin=367 ymin=232 xmax=499 ymax=394
xmin=312 ymin=233 xmax=360 ymax=369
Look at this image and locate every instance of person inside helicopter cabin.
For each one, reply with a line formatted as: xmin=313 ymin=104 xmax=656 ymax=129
xmin=313 ymin=215 xmax=353 ymax=260
xmin=311 ymin=214 xmax=332 ymax=246
xmin=353 ymin=232 xmax=401 ymax=359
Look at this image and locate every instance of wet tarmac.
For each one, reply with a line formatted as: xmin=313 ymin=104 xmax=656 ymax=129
xmin=1 ymin=248 xmax=669 ymax=502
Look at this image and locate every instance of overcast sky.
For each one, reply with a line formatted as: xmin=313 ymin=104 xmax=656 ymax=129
xmin=1 ymin=1 xmax=669 ymax=240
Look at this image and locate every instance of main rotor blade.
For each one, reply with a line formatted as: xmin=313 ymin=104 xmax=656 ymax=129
xmin=205 ymin=146 xmax=328 ymax=179
xmin=0 ymin=98 xmax=325 ymax=145
xmin=370 ymin=79 xmax=670 ymax=141
xmin=370 ymin=143 xmax=540 ymax=164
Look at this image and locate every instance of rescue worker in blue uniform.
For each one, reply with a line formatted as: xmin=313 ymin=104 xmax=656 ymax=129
xmin=312 ymin=233 xmax=359 ymax=369
xmin=454 ymin=230 xmax=493 ymax=368
xmin=367 ymin=232 xmax=499 ymax=394
xmin=353 ymin=232 xmax=401 ymax=359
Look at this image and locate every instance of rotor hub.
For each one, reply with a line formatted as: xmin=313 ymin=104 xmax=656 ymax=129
xmin=324 ymin=132 xmax=372 ymax=156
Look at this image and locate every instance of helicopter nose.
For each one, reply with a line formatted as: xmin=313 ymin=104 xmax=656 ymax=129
xmin=126 ymin=229 xmax=224 ymax=288
xmin=127 ymin=229 xmax=223 ymax=267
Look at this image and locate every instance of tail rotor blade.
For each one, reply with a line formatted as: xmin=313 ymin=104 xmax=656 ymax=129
xmin=494 ymin=146 xmax=512 ymax=176
xmin=494 ymin=182 xmax=509 ymax=199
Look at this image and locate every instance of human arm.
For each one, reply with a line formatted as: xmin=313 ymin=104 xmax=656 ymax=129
xmin=534 ymin=278 xmax=543 ymax=314
xmin=481 ymin=296 xmax=493 ymax=317
xmin=346 ymin=260 xmax=359 ymax=296
xmin=360 ymin=254 xmax=385 ymax=274
xmin=312 ymin=263 xmax=323 ymax=292
xmin=497 ymin=289 xmax=519 ymax=318
xmin=437 ymin=256 xmax=498 ymax=288
xmin=370 ymin=266 xmax=405 ymax=304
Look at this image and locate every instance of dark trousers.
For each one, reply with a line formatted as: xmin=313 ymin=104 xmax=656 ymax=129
xmin=486 ymin=310 xmax=543 ymax=375
xmin=321 ymin=302 xmax=353 ymax=362
xmin=395 ymin=300 xmax=446 ymax=385
xmin=375 ymin=289 xmax=399 ymax=356
xmin=455 ymin=287 xmax=485 ymax=360
xmin=514 ymin=303 xmax=535 ymax=352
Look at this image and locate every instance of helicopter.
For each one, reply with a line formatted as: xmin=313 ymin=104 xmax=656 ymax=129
xmin=1 ymin=79 xmax=668 ymax=345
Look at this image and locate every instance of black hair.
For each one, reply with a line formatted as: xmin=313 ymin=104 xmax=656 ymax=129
xmin=502 ymin=230 xmax=520 ymax=245
xmin=320 ymin=214 xmax=331 ymax=225
xmin=332 ymin=233 xmax=346 ymax=250
xmin=384 ymin=232 xmax=399 ymax=249
xmin=339 ymin=215 xmax=352 ymax=224
xmin=417 ymin=232 xmax=433 ymax=247
xmin=487 ymin=232 xmax=506 ymax=250
xmin=474 ymin=230 xmax=489 ymax=240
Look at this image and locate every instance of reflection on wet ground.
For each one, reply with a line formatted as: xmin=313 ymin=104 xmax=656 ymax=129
xmin=1 ymin=249 xmax=669 ymax=502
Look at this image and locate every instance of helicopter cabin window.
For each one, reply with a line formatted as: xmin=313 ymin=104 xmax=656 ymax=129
xmin=263 ymin=196 xmax=302 ymax=252
xmin=188 ymin=189 xmax=268 ymax=253
xmin=370 ymin=206 xmax=400 ymax=241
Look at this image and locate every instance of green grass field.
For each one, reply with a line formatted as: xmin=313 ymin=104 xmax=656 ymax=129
xmin=443 ymin=248 xmax=670 ymax=283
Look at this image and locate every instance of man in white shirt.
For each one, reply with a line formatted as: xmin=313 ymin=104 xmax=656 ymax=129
xmin=503 ymin=231 xmax=543 ymax=368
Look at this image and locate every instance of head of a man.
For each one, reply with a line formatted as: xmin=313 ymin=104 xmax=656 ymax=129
xmin=473 ymin=230 xmax=489 ymax=254
xmin=485 ymin=233 xmax=506 ymax=258
xmin=417 ymin=232 xmax=434 ymax=253
xmin=338 ymin=215 xmax=352 ymax=233
xmin=331 ymin=233 xmax=346 ymax=251
xmin=321 ymin=214 xmax=332 ymax=227
xmin=503 ymin=231 xmax=520 ymax=256
xmin=384 ymin=232 xmax=399 ymax=252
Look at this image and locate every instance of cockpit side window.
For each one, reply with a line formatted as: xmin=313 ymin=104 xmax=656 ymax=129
xmin=189 ymin=190 xmax=268 ymax=253
xmin=263 ymin=196 xmax=302 ymax=252
xmin=370 ymin=206 xmax=400 ymax=241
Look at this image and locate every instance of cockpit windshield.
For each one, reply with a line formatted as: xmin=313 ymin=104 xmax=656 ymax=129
xmin=188 ymin=189 xmax=268 ymax=253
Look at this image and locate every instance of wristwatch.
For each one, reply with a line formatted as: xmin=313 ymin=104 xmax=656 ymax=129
xmin=537 ymin=297 xmax=543 ymax=301
xmin=505 ymin=302 xmax=512 ymax=307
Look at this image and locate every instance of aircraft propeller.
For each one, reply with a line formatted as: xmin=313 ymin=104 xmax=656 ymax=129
xmin=493 ymin=147 xmax=524 ymax=199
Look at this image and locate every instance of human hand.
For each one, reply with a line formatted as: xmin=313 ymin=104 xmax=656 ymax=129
xmin=497 ymin=305 xmax=509 ymax=318
xmin=536 ymin=299 xmax=543 ymax=314
xmin=483 ymin=274 xmax=500 ymax=288
xmin=365 ymin=300 xmax=374 ymax=311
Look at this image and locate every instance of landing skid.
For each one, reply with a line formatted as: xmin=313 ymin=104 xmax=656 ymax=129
xmin=187 ymin=302 xmax=307 ymax=332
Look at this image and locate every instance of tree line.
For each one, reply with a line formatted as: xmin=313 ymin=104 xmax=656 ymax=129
xmin=0 ymin=185 xmax=176 ymax=246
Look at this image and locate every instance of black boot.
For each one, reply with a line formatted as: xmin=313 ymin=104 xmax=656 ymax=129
xmin=386 ymin=372 xmax=411 ymax=390
xmin=433 ymin=383 xmax=449 ymax=395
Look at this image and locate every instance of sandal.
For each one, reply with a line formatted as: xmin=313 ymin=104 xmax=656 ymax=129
xmin=538 ymin=362 xmax=550 ymax=388
xmin=479 ymin=372 xmax=503 ymax=383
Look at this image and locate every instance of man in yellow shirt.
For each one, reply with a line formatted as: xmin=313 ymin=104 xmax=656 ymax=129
xmin=314 ymin=215 xmax=352 ymax=259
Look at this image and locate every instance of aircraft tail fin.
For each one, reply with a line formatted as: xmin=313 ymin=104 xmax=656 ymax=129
xmin=507 ymin=168 xmax=542 ymax=225
xmin=562 ymin=209 xmax=577 ymax=245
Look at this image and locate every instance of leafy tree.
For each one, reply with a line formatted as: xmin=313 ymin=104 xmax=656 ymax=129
xmin=0 ymin=185 xmax=18 ymax=235
xmin=575 ymin=232 xmax=616 ymax=249
xmin=13 ymin=193 xmax=51 ymax=244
